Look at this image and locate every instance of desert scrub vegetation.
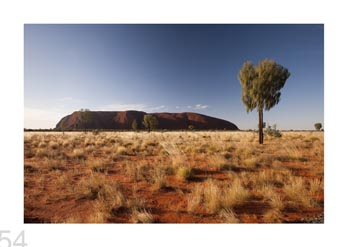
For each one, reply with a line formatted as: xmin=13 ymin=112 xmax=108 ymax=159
xmin=130 ymin=208 xmax=154 ymax=223
xmin=264 ymin=124 xmax=282 ymax=138
xmin=263 ymin=209 xmax=283 ymax=223
xmin=187 ymin=185 xmax=204 ymax=213
xmin=176 ymin=166 xmax=194 ymax=181
xmin=77 ymin=173 xmax=124 ymax=202
xmin=222 ymin=180 xmax=250 ymax=206
xmin=24 ymin=130 xmax=323 ymax=223
xmin=150 ymin=165 xmax=167 ymax=190
xmin=74 ymin=173 xmax=126 ymax=222
xmin=190 ymin=178 xmax=250 ymax=214
xmin=219 ymin=208 xmax=240 ymax=223
xmin=283 ymin=176 xmax=318 ymax=208
xmin=207 ymin=154 xmax=235 ymax=171
xmin=203 ymin=179 xmax=222 ymax=213
xmin=86 ymin=159 xmax=114 ymax=173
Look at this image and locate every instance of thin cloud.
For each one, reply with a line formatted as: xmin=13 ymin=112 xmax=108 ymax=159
xmin=149 ymin=105 xmax=167 ymax=112
xmin=194 ymin=104 xmax=208 ymax=110
xmin=96 ymin=103 xmax=147 ymax=111
xmin=96 ymin=103 xmax=168 ymax=112
xmin=183 ymin=104 xmax=209 ymax=110
xmin=178 ymin=104 xmax=209 ymax=111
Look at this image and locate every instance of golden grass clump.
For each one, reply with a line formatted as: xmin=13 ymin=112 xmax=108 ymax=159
xmin=87 ymin=160 xmax=113 ymax=173
xmin=243 ymin=157 xmax=258 ymax=167
xmin=62 ymin=215 xmax=83 ymax=223
xmin=62 ymin=140 xmax=70 ymax=148
xmin=187 ymin=185 xmax=204 ymax=213
xmin=75 ymin=175 xmax=126 ymax=223
xmin=271 ymin=160 xmax=283 ymax=168
xmin=309 ymin=178 xmax=323 ymax=195
xmin=72 ymin=148 xmax=86 ymax=159
xmin=256 ymin=184 xmax=275 ymax=199
xmin=202 ymin=179 xmax=249 ymax=214
xmin=89 ymin=211 xmax=109 ymax=223
xmin=203 ymin=179 xmax=221 ymax=214
xmin=43 ymin=157 xmax=64 ymax=171
xmin=48 ymin=141 xmax=59 ymax=150
xmin=131 ymin=208 xmax=154 ymax=223
xmin=176 ymin=166 xmax=194 ymax=181
xmin=116 ymin=146 xmax=128 ymax=155
xmin=207 ymin=154 xmax=231 ymax=171
xmin=150 ymin=165 xmax=167 ymax=190
xmin=269 ymin=193 xmax=284 ymax=211
xmin=263 ymin=209 xmax=283 ymax=223
xmin=77 ymin=173 xmax=124 ymax=206
xmin=283 ymin=176 xmax=316 ymax=208
xmin=36 ymin=147 xmax=49 ymax=158
xmin=124 ymin=162 xmax=150 ymax=182
xmin=219 ymin=209 xmax=240 ymax=223
xmin=221 ymin=180 xmax=250 ymax=209
xmin=38 ymin=142 xmax=47 ymax=148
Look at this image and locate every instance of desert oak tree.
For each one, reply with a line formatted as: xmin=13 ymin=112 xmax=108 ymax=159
xmin=143 ymin=114 xmax=158 ymax=132
xmin=132 ymin=119 xmax=138 ymax=130
xmin=314 ymin=123 xmax=322 ymax=131
xmin=238 ymin=59 xmax=290 ymax=144
xmin=79 ymin=108 xmax=92 ymax=132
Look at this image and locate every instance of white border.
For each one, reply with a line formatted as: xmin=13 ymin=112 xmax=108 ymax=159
xmin=1 ymin=0 xmax=349 ymax=246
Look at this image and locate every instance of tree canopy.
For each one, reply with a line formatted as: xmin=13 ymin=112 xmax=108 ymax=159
xmin=79 ymin=108 xmax=92 ymax=131
xmin=238 ymin=59 xmax=290 ymax=144
xmin=314 ymin=123 xmax=322 ymax=131
xmin=239 ymin=59 xmax=290 ymax=113
xmin=142 ymin=114 xmax=158 ymax=132
xmin=132 ymin=119 xmax=138 ymax=130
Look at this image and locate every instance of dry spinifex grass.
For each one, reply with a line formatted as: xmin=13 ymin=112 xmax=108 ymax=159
xmin=24 ymin=131 xmax=323 ymax=223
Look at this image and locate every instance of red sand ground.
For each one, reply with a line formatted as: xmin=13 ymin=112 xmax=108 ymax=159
xmin=24 ymin=132 xmax=324 ymax=223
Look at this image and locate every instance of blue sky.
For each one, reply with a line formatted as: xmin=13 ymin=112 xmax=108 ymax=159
xmin=24 ymin=24 xmax=323 ymax=130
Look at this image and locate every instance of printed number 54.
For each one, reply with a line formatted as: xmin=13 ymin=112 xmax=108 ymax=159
xmin=0 ymin=231 xmax=27 ymax=247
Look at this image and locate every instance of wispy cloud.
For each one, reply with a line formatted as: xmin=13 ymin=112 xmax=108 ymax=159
xmin=194 ymin=104 xmax=208 ymax=110
xmin=149 ymin=105 xmax=167 ymax=111
xmin=95 ymin=103 xmax=147 ymax=111
xmin=182 ymin=104 xmax=209 ymax=110
xmin=95 ymin=103 xmax=168 ymax=112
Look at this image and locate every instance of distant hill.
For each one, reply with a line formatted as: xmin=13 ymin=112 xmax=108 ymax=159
xmin=55 ymin=111 xmax=239 ymax=131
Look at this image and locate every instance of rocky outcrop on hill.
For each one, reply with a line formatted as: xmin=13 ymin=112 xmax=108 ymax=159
xmin=55 ymin=110 xmax=239 ymax=130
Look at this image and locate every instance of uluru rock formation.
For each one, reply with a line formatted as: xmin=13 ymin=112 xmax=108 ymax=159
xmin=55 ymin=110 xmax=239 ymax=131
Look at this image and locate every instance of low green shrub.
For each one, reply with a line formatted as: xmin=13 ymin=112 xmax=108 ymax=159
xmin=264 ymin=124 xmax=282 ymax=138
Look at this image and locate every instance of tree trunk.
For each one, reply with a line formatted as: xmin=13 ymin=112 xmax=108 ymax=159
xmin=258 ymin=108 xmax=264 ymax=144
